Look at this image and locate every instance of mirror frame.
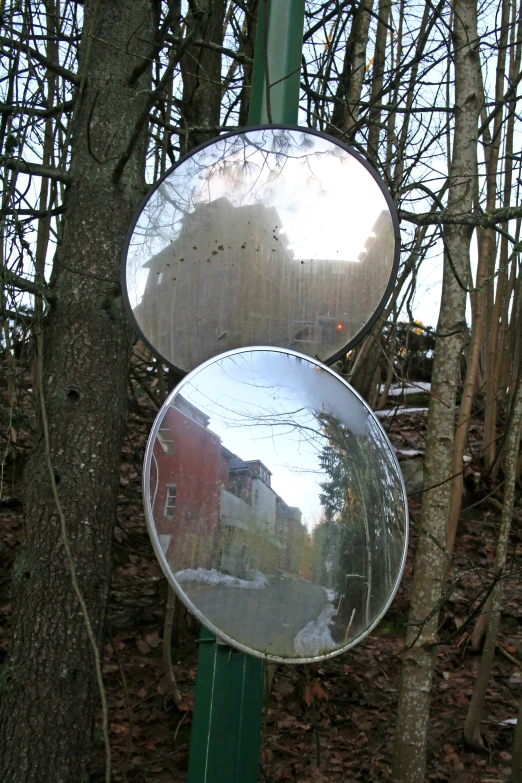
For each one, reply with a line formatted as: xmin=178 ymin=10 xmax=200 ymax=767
xmin=143 ymin=346 xmax=408 ymax=663
xmin=122 ymin=125 xmax=401 ymax=373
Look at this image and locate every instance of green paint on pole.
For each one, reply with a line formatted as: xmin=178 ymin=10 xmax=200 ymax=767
xmin=248 ymin=0 xmax=306 ymax=125
xmin=187 ymin=3 xmax=305 ymax=781
xmin=187 ymin=627 xmax=264 ymax=783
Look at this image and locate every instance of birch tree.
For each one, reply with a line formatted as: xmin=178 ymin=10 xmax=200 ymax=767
xmin=391 ymin=0 xmax=480 ymax=779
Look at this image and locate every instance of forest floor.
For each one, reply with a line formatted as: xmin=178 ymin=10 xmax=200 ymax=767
xmin=1 ymin=400 xmax=521 ymax=782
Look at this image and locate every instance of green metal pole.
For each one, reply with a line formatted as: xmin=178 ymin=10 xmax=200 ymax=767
xmin=187 ymin=627 xmax=264 ymax=783
xmin=187 ymin=4 xmax=305 ymax=781
xmin=248 ymin=0 xmax=306 ymax=125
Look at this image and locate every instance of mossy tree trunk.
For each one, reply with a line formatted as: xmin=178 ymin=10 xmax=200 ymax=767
xmin=0 ymin=0 xmax=155 ymax=779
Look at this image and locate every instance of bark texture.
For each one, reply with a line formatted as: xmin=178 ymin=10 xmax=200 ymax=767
xmin=0 ymin=0 xmax=154 ymax=780
xmin=391 ymin=1 xmax=479 ymax=780
xmin=329 ymin=0 xmax=374 ymax=139
xmin=180 ymin=0 xmax=227 ymax=152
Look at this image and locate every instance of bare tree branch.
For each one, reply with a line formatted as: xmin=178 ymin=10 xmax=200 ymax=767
xmin=0 ymin=35 xmax=80 ymax=85
xmin=2 ymin=157 xmax=72 ymax=184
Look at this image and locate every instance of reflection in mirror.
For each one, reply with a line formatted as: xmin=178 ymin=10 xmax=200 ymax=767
xmin=125 ymin=128 xmax=397 ymax=371
xmin=145 ymin=348 xmax=407 ymax=662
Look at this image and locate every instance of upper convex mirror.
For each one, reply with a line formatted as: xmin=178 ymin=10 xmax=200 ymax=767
xmin=144 ymin=348 xmax=408 ymax=663
xmin=123 ymin=126 xmax=399 ymax=373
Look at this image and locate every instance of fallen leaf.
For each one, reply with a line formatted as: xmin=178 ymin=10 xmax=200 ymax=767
xmin=312 ymin=680 xmax=328 ymax=701
xmin=136 ymin=639 xmax=151 ymax=655
xmin=144 ymin=631 xmax=161 ymax=648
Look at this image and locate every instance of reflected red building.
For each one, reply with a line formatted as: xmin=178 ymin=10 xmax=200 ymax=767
xmin=151 ymin=397 xmax=224 ymax=571
xmin=150 ymin=396 xmax=306 ymax=577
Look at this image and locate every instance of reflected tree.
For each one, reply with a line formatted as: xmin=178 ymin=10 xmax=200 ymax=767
xmin=317 ymin=412 xmax=405 ymax=631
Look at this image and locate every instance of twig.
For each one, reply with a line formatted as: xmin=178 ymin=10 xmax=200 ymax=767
xmin=269 ymin=741 xmax=301 ymax=757
xmin=163 ymin=585 xmax=182 ymax=706
xmin=2 ymin=156 xmax=72 ymax=184
xmin=344 ymin=607 xmax=356 ymax=644
xmin=173 ymin=712 xmax=189 ymax=743
xmin=496 ymin=643 xmax=522 ymax=671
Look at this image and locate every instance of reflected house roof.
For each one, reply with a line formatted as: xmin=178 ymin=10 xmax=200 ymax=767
xmin=155 ymin=389 xmax=307 ymax=577
xmin=178 ymin=197 xmax=293 ymax=255
xmin=141 ymin=197 xmax=293 ymax=269
xmin=226 ymin=458 xmax=272 ymax=491
xmin=134 ymin=196 xmax=394 ymax=367
xmin=174 ymin=395 xmax=210 ymax=428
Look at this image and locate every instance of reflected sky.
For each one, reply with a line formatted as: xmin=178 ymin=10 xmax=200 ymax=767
xmin=127 ymin=130 xmax=390 ymax=291
xmin=145 ymin=348 xmax=408 ymax=662
xmin=193 ymin=132 xmax=385 ymax=261
xmin=178 ymin=351 xmax=369 ymax=528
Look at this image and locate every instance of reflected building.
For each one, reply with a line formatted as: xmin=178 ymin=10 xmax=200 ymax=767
xmin=135 ymin=198 xmax=394 ymax=366
xmin=150 ymin=395 xmax=305 ymax=579
xmin=145 ymin=345 xmax=408 ymax=660
xmin=151 ymin=396 xmax=223 ymax=571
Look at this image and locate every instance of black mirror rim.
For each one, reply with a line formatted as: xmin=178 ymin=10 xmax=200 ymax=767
xmin=121 ymin=124 xmax=401 ymax=373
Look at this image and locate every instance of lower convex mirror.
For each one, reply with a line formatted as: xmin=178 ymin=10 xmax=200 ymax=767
xmin=144 ymin=348 xmax=408 ymax=663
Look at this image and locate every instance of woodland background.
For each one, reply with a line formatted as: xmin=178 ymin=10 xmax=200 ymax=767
xmin=0 ymin=0 xmax=521 ymax=781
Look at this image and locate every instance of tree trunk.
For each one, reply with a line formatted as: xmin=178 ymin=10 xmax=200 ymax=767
xmin=329 ymin=0 xmax=374 ymax=139
xmin=481 ymin=0 xmax=512 ymax=469
xmin=0 ymin=0 xmax=154 ymax=780
xmin=464 ymin=362 xmax=522 ymax=749
xmin=180 ymin=0 xmax=227 ymax=152
xmin=391 ymin=1 xmax=479 ymax=780
xmin=367 ymin=0 xmax=391 ymax=165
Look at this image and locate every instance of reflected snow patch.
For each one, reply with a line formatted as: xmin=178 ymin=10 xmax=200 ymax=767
xmin=175 ymin=567 xmax=268 ymax=589
xmin=293 ymin=603 xmax=337 ymax=657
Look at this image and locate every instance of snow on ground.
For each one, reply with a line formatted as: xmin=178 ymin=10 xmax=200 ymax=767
xmin=293 ymin=604 xmax=338 ymax=657
xmin=394 ymin=448 xmax=424 ymax=457
xmin=394 ymin=447 xmax=471 ymax=462
xmin=293 ymin=587 xmax=339 ymax=657
xmin=380 ymin=382 xmax=431 ymax=397
xmin=374 ymin=406 xmax=429 ymax=418
xmin=175 ymin=567 xmax=268 ymax=589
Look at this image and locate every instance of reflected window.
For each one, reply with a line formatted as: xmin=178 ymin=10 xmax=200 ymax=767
xmin=158 ymin=425 xmax=175 ymax=453
xmin=164 ymin=485 xmax=177 ymax=519
xmin=144 ymin=348 xmax=408 ymax=663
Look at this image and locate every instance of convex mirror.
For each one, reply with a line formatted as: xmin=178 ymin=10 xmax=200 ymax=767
xmin=144 ymin=348 xmax=408 ymax=663
xmin=124 ymin=126 xmax=399 ymax=373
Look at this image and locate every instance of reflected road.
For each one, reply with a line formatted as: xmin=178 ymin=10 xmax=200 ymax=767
xmin=184 ymin=577 xmax=329 ymax=658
